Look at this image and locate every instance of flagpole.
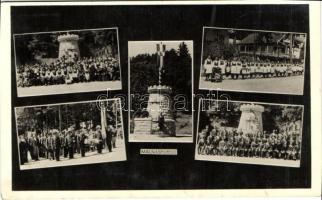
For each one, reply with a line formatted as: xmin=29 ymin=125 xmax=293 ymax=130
xmin=59 ymin=105 xmax=61 ymax=133
xmin=115 ymin=101 xmax=118 ymax=128
xmin=159 ymin=42 xmax=163 ymax=86
xmin=100 ymin=102 xmax=107 ymax=140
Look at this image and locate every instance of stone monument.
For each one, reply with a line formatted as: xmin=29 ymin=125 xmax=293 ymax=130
xmin=57 ymin=33 xmax=80 ymax=59
xmin=133 ymin=42 xmax=176 ymax=136
xmin=237 ymin=104 xmax=264 ymax=135
xmin=146 ymin=85 xmax=176 ymax=135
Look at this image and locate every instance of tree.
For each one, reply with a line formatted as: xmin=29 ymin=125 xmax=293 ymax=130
xmin=254 ymin=32 xmax=274 ymax=58
xmin=14 ymin=29 xmax=118 ymax=65
xmin=78 ymin=29 xmax=118 ymax=58
xmin=14 ymin=34 xmax=58 ymax=65
xmin=199 ymin=102 xmax=303 ymax=134
xmin=203 ymin=31 xmax=239 ymax=60
xmin=198 ymin=101 xmax=241 ymax=131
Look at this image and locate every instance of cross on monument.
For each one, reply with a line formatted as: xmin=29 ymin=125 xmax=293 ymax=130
xmin=156 ymin=43 xmax=166 ymax=86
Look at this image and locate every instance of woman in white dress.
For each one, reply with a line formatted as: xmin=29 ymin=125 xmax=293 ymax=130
xmin=203 ymin=56 xmax=213 ymax=81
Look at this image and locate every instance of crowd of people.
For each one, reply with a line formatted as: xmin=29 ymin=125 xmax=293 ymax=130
xmin=16 ymin=55 xmax=120 ymax=88
xmin=18 ymin=124 xmax=122 ymax=165
xmin=197 ymin=122 xmax=301 ymax=160
xmin=203 ymin=56 xmax=304 ymax=82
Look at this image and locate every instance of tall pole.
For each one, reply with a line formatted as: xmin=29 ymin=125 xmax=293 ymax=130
xmin=157 ymin=42 xmax=166 ymax=86
xmin=115 ymin=101 xmax=118 ymax=128
xmin=100 ymin=101 xmax=107 ymax=140
xmin=59 ymin=105 xmax=62 ymax=133
xmin=156 ymin=42 xmax=166 ymax=118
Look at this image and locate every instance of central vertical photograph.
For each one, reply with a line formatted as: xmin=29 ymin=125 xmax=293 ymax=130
xmin=128 ymin=41 xmax=194 ymax=143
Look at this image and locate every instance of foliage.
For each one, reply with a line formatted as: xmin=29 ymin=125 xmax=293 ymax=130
xmin=16 ymin=101 xmax=120 ymax=135
xmin=199 ymin=101 xmax=303 ymax=133
xmin=14 ymin=29 xmax=118 ymax=65
xmin=203 ymin=42 xmax=239 ymax=61
xmin=203 ymin=101 xmax=241 ymax=128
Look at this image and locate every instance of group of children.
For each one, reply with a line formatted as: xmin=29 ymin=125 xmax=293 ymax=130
xmin=203 ymin=56 xmax=304 ymax=82
xmin=197 ymin=125 xmax=301 ymax=160
xmin=17 ymin=55 xmax=120 ymax=87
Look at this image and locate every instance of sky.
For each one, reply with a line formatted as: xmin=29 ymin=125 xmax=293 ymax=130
xmin=128 ymin=41 xmax=193 ymax=58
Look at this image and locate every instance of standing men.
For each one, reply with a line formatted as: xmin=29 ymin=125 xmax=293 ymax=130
xmin=66 ymin=130 xmax=74 ymax=159
xmin=104 ymin=124 xmax=113 ymax=153
xmin=158 ymin=112 xmax=165 ymax=133
xmin=19 ymin=134 xmax=29 ymax=165
xmin=109 ymin=125 xmax=117 ymax=149
xmin=46 ymin=132 xmax=54 ymax=160
xmin=75 ymin=130 xmax=81 ymax=154
xmin=80 ymin=127 xmax=88 ymax=157
xmin=62 ymin=131 xmax=69 ymax=158
xmin=95 ymin=126 xmax=103 ymax=154
xmin=54 ymin=131 xmax=61 ymax=161
xmin=39 ymin=133 xmax=46 ymax=158
xmin=28 ymin=133 xmax=40 ymax=161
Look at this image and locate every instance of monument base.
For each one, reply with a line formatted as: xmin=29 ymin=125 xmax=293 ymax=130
xmin=133 ymin=118 xmax=152 ymax=134
xmin=163 ymin=119 xmax=176 ymax=136
xmin=134 ymin=117 xmax=176 ymax=136
xmin=151 ymin=119 xmax=176 ymax=136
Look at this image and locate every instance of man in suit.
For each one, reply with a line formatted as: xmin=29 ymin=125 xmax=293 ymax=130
xmin=62 ymin=131 xmax=68 ymax=158
xmin=28 ymin=133 xmax=39 ymax=161
xmin=75 ymin=130 xmax=81 ymax=154
xmin=111 ymin=126 xmax=117 ymax=149
xmin=46 ymin=132 xmax=54 ymax=160
xmin=95 ymin=126 xmax=103 ymax=154
xmin=66 ymin=130 xmax=74 ymax=159
xmin=158 ymin=113 xmax=165 ymax=133
xmin=80 ymin=127 xmax=88 ymax=157
xmin=19 ymin=134 xmax=29 ymax=165
xmin=53 ymin=131 xmax=61 ymax=161
xmin=106 ymin=125 xmax=115 ymax=151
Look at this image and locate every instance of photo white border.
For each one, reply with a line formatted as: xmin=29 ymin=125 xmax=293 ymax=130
xmin=194 ymin=98 xmax=304 ymax=168
xmin=127 ymin=40 xmax=194 ymax=143
xmin=14 ymin=97 xmax=127 ymax=170
xmin=13 ymin=27 xmax=123 ymax=97
xmin=199 ymin=26 xmax=307 ymax=96
xmin=0 ymin=1 xmax=320 ymax=198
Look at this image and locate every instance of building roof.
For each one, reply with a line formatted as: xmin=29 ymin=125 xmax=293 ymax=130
xmin=239 ymin=33 xmax=286 ymax=45
xmin=240 ymin=33 xmax=256 ymax=44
